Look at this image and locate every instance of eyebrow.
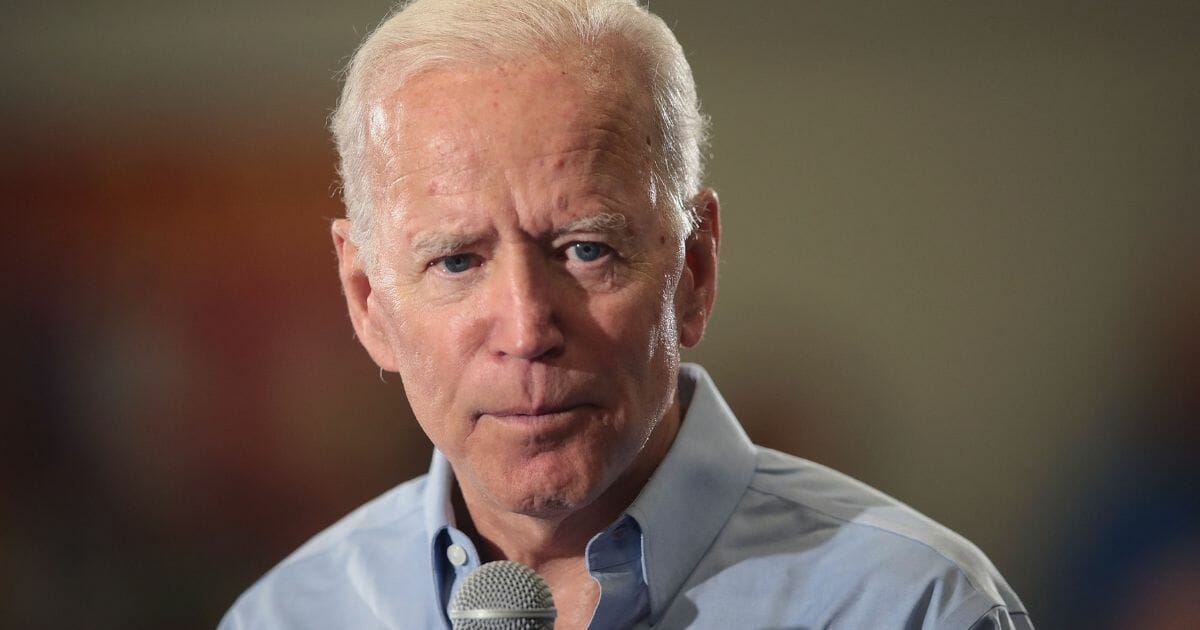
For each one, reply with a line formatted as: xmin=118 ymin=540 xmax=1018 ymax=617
xmin=409 ymin=231 xmax=482 ymax=261
xmin=407 ymin=212 xmax=633 ymax=261
xmin=553 ymin=212 xmax=629 ymax=237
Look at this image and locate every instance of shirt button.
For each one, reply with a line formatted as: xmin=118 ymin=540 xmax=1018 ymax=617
xmin=447 ymin=544 xmax=468 ymax=567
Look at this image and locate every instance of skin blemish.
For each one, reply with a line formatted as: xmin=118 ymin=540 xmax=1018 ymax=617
xmin=426 ymin=179 xmax=440 ymax=195
xmin=659 ymin=235 xmax=667 ymax=245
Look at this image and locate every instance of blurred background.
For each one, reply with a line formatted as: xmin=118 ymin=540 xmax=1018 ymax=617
xmin=4 ymin=1 xmax=1198 ymax=628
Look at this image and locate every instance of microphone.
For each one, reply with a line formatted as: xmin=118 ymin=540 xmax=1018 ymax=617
xmin=449 ymin=560 xmax=557 ymax=630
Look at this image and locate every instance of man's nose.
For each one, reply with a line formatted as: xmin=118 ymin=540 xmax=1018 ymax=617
xmin=486 ymin=251 xmax=564 ymax=361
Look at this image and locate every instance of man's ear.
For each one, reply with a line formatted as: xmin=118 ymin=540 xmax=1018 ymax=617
xmin=332 ymin=219 xmax=397 ymax=371
xmin=677 ymin=188 xmax=721 ymax=348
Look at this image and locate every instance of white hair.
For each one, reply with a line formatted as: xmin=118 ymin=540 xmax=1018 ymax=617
xmin=330 ymin=0 xmax=709 ymax=273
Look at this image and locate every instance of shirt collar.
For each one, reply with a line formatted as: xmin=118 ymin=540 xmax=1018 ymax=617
xmin=423 ymin=448 xmax=457 ymax=614
xmin=420 ymin=363 xmax=758 ymax=623
xmin=423 ymin=449 xmax=455 ymax=543
xmin=625 ymin=363 xmax=758 ymax=623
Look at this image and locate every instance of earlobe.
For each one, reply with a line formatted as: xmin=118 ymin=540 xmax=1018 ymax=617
xmin=678 ymin=188 xmax=721 ymax=348
xmin=332 ymin=220 xmax=398 ymax=371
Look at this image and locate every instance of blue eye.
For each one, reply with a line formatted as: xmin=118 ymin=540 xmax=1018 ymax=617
xmin=568 ymin=242 xmax=610 ymax=262
xmin=439 ymin=254 xmax=475 ymax=273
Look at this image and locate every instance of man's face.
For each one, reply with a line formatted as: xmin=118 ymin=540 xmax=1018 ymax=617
xmin=336 ymin=54 xmax=715 ymax=519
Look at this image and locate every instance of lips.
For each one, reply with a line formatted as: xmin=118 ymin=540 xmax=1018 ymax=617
xmin=487 ymin=404 xmax=578 ymax=417
xmin=478 ymin=403 xmax=594 ymax=425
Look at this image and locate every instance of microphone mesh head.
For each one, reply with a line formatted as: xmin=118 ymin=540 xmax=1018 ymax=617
xmin=450 ymin=560 xmax=556 ymax=630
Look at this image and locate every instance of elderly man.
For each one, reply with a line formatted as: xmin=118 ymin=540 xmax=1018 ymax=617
xmin=222 ymin=1 xmax=1032 ymax=628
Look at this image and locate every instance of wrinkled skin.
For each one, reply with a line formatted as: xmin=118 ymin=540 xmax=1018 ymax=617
xmin=333 ymin=53 xmax=719 ymax=531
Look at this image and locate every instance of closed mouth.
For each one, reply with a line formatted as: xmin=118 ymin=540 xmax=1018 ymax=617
xmin=481 ymin=403 xmax=591 ymax=422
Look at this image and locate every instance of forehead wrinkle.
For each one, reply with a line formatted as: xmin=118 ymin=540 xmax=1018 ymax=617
xmin=577 ymin=105 xmax=646 ymax=141
xmin=567 ymin=139 xmax=647 ymax=181
xmin=369 ymin=141 xmax=450 ymax=221
xmin=377 ymin=145 xmax=491 ymax=206
xmin=379 ymin=143 xmax=448 ymax=180
xmin=567 ymin=175 xmax=655 ymax=223
xmin=558 ymin=133 xmax=653 ymax=202
xmin=522 ymin=136 xmax=651 ymax=194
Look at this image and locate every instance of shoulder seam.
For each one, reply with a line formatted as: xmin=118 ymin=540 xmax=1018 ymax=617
xmin=743 ymin=481 xmax=998 ymax=603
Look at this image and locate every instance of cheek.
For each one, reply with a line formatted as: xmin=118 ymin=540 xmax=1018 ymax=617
xmin=388 ymin=302 xmax=484 ymax=414
xmin=588 ymin=282 xmax=680 ymax=367
xmin=639 ymin=255 xmax=687 ymax=355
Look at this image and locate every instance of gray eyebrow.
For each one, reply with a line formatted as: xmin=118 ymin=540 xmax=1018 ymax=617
xmin=407 ymin=212 xmax=632 ymax=260
xmin=409 ymin=231 xmax=482 ymax=260
xmin=553 ymin=212 xmax=629 ymax=237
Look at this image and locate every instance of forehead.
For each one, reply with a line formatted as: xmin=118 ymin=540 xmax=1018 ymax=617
xmin=368 ymin=53 xmax=657 ymax=203
xmin=399 ymin=55 xmax=641 ymax=125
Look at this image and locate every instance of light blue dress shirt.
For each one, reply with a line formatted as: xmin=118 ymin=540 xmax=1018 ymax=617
xmin=220 ymin=364 xmax=1033 ymax=629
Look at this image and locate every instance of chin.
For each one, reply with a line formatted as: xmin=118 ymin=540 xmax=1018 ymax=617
xmin=493 ymin=468 xmax=603 ymax=519
xmin=508 ymin=493 xmax=578 ymax=519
